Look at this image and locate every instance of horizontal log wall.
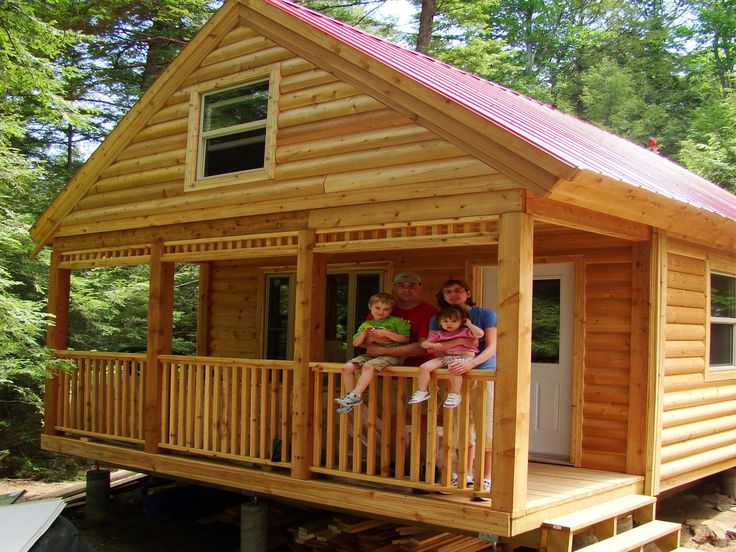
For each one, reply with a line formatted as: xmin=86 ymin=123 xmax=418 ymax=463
xmin=579 ymin=248 xmax=633 ymax=472
xmin=659 ymin=249 xmax=736 ymax=489
xmin=208 ymin=261 xmax=263 ymax=358
xmin=60 ymin=24 xmax=503 ymax=240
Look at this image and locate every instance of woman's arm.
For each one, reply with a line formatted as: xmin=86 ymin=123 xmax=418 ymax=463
xmin=469 ymin=327 xmax=497 ymax=367
xmin=447 ymin=326 xmax=497 ymax=374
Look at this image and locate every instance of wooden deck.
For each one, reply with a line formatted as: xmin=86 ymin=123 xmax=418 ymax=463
xmin=40 ymin=433 xmax=642 ymax=539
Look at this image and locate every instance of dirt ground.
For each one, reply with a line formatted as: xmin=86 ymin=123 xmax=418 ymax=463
xmin=2 ymin=472 xmax=736 ymax=551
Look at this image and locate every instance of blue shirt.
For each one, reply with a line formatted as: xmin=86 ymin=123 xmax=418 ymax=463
xmin=429 ymin=306 xmax=497 ymax=370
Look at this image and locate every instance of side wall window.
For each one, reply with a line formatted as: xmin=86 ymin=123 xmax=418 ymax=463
xmin=710 ymin=271 xmax=736 ymax=372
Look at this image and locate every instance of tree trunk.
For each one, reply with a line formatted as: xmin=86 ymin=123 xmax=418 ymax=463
xmin=416 ymin=0 xmax=435 ymax=53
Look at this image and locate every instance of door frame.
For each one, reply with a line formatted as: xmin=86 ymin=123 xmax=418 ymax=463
xmin=472 ymin=258 xmax=585 ymax=466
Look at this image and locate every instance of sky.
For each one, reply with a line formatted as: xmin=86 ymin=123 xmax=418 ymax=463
xmin=374 ymin=0 xmax=416 ymax=32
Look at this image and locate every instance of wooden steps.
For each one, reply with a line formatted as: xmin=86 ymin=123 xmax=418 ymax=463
xmin=542 ymin=494 xmax=682 ymax=552
xmin=574 ymin=520 xmax=681 ymax=552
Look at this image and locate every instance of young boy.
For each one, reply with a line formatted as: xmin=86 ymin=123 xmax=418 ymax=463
xmin=408 ymin=306 xmax=484 ymax=408
xmin=335 ymin=292 xmax=411 ymax=413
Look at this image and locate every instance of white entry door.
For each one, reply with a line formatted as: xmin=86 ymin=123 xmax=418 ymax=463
xmin=481 ymin=263 xmax=574 ymax=462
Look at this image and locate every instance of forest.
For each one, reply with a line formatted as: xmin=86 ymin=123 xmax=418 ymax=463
xmin=1 ymin=0 xmax=734 ymax=479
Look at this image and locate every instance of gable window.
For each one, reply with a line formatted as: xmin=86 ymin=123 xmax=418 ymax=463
xmin=201 ymin=81 xmax=269 ymax=177
xmin=185 ymin=69 xmax=279 ymax=191
xmin=710 ymin=271 xmax=736 ymax=372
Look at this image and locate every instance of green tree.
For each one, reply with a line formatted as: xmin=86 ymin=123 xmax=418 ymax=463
xmin=679 ymin=89 xmax=736 ymax=192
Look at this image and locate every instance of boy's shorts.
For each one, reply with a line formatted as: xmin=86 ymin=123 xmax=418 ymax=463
xmin=349 ymin=353 xmax=404 ymax=371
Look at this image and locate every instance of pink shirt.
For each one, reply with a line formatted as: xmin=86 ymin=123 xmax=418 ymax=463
xmin=427 ymin=327 xmax=479 ymax=355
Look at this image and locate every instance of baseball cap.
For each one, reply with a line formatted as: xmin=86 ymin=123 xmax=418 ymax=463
xmin=393 ymin=271 xmax=422 ymax=285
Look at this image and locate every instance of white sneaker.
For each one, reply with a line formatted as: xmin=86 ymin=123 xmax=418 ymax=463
xmin=408 ymin=390 xmax=430 ymax=404
xmin=443 ymin=393 xmax=462 ymax=408
xmin=335 ymin=392 xmax=362 ymax=407
xmin=482 ymin=479 xmax=491 ymax=491
xmin=450 ymin=473 xmax=458 ymax=487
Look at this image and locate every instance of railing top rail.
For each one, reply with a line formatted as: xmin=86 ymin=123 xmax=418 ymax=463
xmin=158 ymin=354 xmax=296 ymax=368
xmin=54 ymin=350 xmax=147 ymax=361
xmin=310 ymin=361 xmax=495 ymax=380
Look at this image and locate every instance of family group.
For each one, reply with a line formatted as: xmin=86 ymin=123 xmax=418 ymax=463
xmin=334 ymin=271 xmax=497 ymax=490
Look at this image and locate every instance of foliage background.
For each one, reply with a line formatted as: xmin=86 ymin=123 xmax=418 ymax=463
xmin=0 ymin=0 xmax=733 ymax=478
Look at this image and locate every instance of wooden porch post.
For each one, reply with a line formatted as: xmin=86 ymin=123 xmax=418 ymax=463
xmin=291 ymin=229 xmax=326 ymax=479
xmin=627 ymin=239 xmax=652 ymax=476
xmin=492 ymin=211 xmax=534 ymax=515
xmin=145 ymin=241 xmax=174 ymax=454
xmin=196 ymin=262 xmax=211 ymax=356
xmin=644 ymin=230 xmax=667 ymax=495
xmin=45 ymin=250 xmax=71 ymax=436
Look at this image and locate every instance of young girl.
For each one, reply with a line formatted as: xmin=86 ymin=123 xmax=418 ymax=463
xmin=407 ymin=306 xmax=484 ymax=408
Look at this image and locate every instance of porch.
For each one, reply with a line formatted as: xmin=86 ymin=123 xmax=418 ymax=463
xmin=44 ymin=350 xmax=644 ymax=539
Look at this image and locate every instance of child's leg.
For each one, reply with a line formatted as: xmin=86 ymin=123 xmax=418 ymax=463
xmin=341 ymin=361 xmax=358 ymax=393
xmin=448 ymin=373 xmax=463 ymax=394
xmin=352 ymin=363 xmax=375 ymax=396
xmin=417 ymin=358 xmax=443 ymax=391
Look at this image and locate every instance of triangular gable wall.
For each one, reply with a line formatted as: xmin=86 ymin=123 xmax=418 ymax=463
xmin=36 ymin=5 xmax=521 ymax=247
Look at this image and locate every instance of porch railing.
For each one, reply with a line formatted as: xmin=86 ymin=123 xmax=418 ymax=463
xmin=53 ymin=350 xmax=146 ymax=444
xmin=311 ymin=362 xmax=494 ymax=492
xmin=159 ymin=355 xmax=293 ymax=467
xmin=51 ymin=352 xmax=493 ymax=493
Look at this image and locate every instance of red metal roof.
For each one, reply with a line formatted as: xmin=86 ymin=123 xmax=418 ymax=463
xmin=265 ymin=0 xmax=736 ymax=222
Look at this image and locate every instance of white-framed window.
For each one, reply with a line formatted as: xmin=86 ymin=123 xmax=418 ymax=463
xmin=200 ymin=80 xmax=269 ymax=177
xmin=709 ymin=271 xmax=736 ymax=372
xmin=262 ymin=269 xmax=384 ymax=361
xmin=264 ymin=273 xmax=295 ymax=360
xmin=185 ymin=68 xmax=279 ymax=191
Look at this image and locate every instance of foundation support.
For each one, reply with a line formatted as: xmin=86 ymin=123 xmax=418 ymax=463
xmin=241 ymin=496 xmax=268 ymax=551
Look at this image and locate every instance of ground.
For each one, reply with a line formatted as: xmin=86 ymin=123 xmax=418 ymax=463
xmin=2 ymin=473 xmax=736 ymax=551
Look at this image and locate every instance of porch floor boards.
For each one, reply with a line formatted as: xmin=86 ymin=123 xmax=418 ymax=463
xmin=41 ymin=435 xmax=643 ymax=538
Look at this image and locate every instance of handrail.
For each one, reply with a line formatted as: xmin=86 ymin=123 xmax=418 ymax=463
xmin=159 ymin=356 xmax=294 ymax=467
xmin=51 ymin=351 xmax=495 ymax=494
xmin=311 ymin=362 xmax=494 ymax=493
xmin=52 ymin=350 xmax=146 ymax=443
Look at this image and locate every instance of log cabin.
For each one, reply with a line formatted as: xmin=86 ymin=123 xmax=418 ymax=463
xmin=30 ymin=0 xmax=736 ymax=549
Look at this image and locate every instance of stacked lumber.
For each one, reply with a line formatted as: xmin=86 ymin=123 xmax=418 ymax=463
xmin=29 ymin=470 xmax=146 ymax=507
xmin=288 ymin=513 xmax=495 ymax=551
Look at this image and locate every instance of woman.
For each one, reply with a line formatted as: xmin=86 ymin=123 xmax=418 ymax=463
xmin=428 ymin=279 xmax=496 ymax=492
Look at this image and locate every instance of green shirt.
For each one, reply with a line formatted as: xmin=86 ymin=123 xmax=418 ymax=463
xmin=354 ymin=316 xmax=411 ymax=348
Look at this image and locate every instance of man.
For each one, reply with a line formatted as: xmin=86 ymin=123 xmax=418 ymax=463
xmin=364 ymin=271 xmax=437 ymax=366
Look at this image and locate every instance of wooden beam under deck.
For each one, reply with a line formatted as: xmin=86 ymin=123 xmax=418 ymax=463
xmin=41 ymin=434 xmax=642 ymax=539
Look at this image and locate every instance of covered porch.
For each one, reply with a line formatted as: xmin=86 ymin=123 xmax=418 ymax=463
xmin=43 ymin=195 xmax=654 ymax=539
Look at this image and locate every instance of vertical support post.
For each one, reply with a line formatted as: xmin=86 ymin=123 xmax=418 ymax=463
xmin=627 ymin=239 xmax=651 ymax=475
xmin=241 ymin=497 xmax=269 ymax=551
xmin=644 ymin=230 xmax=666 ymax=495
xmin=197 ymin=262 xmax=211 ymax=356
xmin=492 ymin=211 xmax=533 ymax=514
xmin=291 ymin=230 xmax=326 ymax=479
xmin=45 ymin=250 xmax=71 ymax=436
xmin=145 ymin=241 xmax=175 ymax=454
